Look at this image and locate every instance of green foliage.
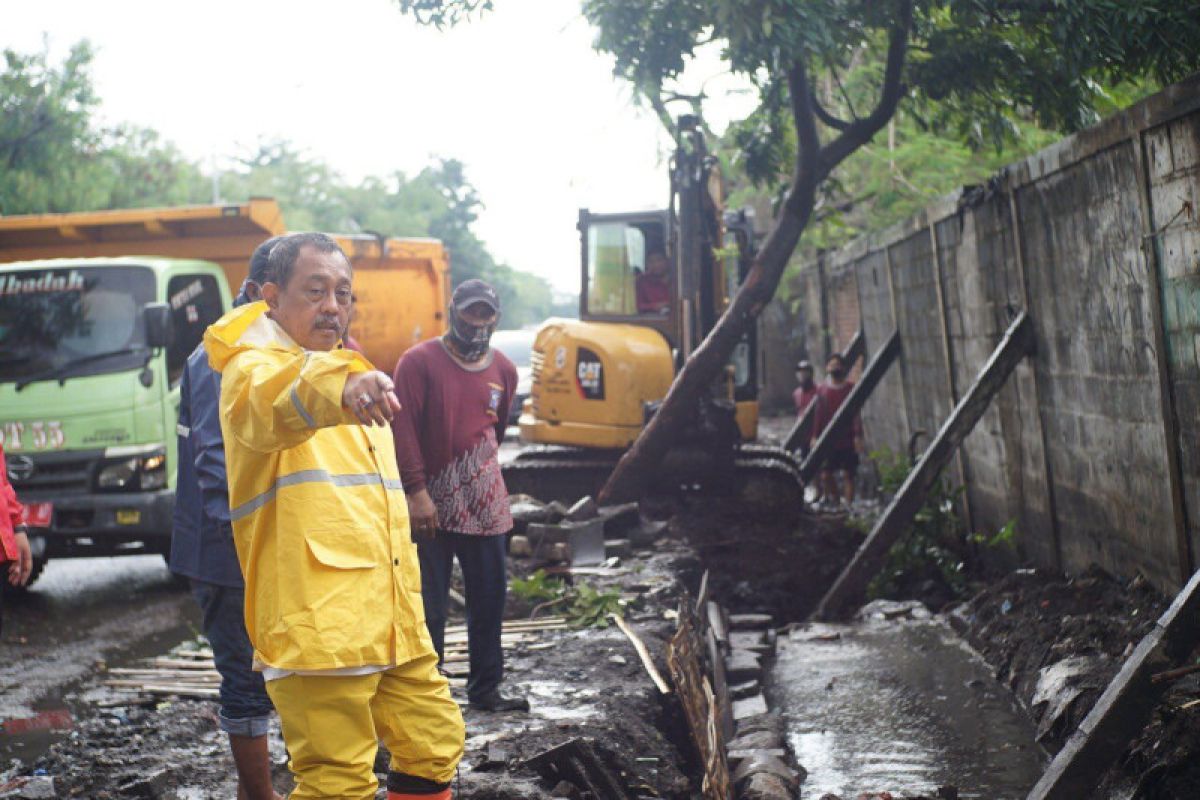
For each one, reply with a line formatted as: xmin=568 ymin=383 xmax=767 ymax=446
xmin=394 ymin=0 xmax=492 ymax=28
xmin=508 ymin=569 xmax=625 ymax=629
xmin=509 ymin=569 xmax=563 ymax=603
xmin=866 ymin=447 xmax=968 ymax=600
xmin=0 ymin=41 xmax=209 ymax=214
xmin=972 ymin=518 xmax=1018 ymax=551
xmin=567 ymin=582 xmax=625 ymax=629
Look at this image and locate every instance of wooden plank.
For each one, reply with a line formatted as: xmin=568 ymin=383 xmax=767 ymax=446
xmin=929 ymin=221 xmax=975 ymax=535
xmin=800 ymin=329 xmax=902 ymax=484
xmin=815 ymin=312 xmax=1034 ymax=620
xmin=1129 ymin=130 xmax=1193 ymax=583
xmin=667 ymin=597 xmax=731 ymax=800
xmin=1006 ymin=187 xmax=1064 ymax=571
xmin=1027 ymin=568 xmax=1200 ymax=800
xmin=612 ymin=614 xmax=670 ymax=694
xmin=784 ymin=329 xmax=864 ymax=453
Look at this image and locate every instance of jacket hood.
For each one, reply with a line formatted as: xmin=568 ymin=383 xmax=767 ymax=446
xmin=204 ymin=301 xmax=370 ymax=375
xmin=204 ymin=301 xmax=299 ymax=374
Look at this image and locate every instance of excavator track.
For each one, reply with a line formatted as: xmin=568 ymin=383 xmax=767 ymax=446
xmin=503 ymin=444 xmax=806 ymax=518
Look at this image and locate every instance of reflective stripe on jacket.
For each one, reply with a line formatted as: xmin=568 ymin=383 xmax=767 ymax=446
xmin=204 ymin=301 xmax=431 ymax=671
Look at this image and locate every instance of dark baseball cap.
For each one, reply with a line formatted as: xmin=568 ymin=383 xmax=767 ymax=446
xmin=452 ymin=279 xmax=500 ymax=312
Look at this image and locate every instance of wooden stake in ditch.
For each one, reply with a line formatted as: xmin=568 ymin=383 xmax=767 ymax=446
xmin=784 ymin=329 xmax=865 ymax=454
xmin=814 ymin=312 xmax=1034 ymax=620
xmin=799 ymin=329 xmax=902 ymax=484
xmin=1026 ymin=568 xmax=1200 ymax=800
xmin=612 ymin=614 xmax=671 ymax=694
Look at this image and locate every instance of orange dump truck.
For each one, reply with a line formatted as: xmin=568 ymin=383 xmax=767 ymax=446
xmin=0 ymin=198 xmax=449 ymax=374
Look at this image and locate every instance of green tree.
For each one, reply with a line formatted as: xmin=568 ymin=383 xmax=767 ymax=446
xmin=395 ymin=0 xmax=1200 ymax=502
xmin=0 ymin=41 xmax=208 ymax=214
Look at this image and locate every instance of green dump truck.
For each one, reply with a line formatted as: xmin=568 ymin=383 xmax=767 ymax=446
xmin=0 ymin=256 xmax=232 ymax=585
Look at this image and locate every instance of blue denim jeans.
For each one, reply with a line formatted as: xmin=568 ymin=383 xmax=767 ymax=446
xmin=417 ymin=531 xmax=508 ymax=703
xmin=190 ymin=580 xmax=274 ymax=737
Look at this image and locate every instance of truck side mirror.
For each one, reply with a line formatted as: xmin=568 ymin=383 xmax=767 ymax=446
xmin=143 ymin=303 xmax=174 ymax=349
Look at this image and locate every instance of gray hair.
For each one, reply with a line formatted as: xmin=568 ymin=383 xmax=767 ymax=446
xmin=267 ymin=232 xmax=350 ymax=288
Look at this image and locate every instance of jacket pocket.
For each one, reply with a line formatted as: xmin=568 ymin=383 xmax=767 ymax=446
xmin=304 ymin=527 xmax=380 ymax=569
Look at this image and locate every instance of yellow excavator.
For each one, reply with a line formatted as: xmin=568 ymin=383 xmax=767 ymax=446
xmin=504 ymin=115 xmax=804 ymax=509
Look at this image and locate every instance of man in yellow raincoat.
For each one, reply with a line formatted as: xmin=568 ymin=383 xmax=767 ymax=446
xmin=204 ymin=232 xmax=464 ymax=800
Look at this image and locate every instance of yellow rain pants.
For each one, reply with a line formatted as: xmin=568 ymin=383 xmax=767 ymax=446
xmin=265 ymin=652 xmax=464 ymax=799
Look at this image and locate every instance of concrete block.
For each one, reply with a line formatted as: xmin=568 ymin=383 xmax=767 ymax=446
xmin=732 ymin=694 xmax=769 ymax=720
xmin=508 ymin=535 xmax=532 ymax=558
xmin=725 ymin=650 xmax=762 ymax=683
xmin=738 ymin=771 xmax=791 ymax=800
xmin=729 ymin=630 xmax=771 ymax=654
xmin=732 ymin=752 xmax=801 ymax=792
xmin=727 ymin=748 xmax=788 ymax=767
xmin=728 ymin=613 xmax=774 ymax=630
xmin=729 ymin=714 xmax=787 ymax=738
xmin=727 ymin=729 xmax=783 ymax=752
xmin=729 ymin=679 xmax=761 ymax=700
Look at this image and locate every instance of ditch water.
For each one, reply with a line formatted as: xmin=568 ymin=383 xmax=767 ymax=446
xmin=770 ymin=611 xmax=1046 ymax=799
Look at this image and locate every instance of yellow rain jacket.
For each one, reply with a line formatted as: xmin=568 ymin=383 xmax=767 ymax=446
xmin=204 ymin=302 xmax=432 ymax=671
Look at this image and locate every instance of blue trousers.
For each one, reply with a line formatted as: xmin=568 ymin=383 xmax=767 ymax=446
xmin=417 ymin=531 xmax=507 ymax=703
xmin=190 ymin=580 xmax=274 ymax=736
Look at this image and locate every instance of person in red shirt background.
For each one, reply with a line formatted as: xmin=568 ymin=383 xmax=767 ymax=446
xmin=635 ymin=251 xmax=671 ymax=314
xmin=1 ymin=442 xmax=35 ymax=636
xmin=791 ymin=360 xmax=819 ymax=459
xmin=810 ymin=353 xmax=864 ymax=508
xmin=392 ymin=279 xmax=527 ymax=712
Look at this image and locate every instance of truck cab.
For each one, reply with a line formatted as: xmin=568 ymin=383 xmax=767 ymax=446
xmin=0 ymin=256 xmax=231 ymax=583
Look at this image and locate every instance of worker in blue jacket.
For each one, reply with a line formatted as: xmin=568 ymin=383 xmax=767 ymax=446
xmin=170 ymin=236 xmax=285 ymax=800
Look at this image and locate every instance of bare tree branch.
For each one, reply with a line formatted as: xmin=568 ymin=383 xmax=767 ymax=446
xmin=812 ymin=97 xmax=853 ymax=131
xmin=818 ymin=0 xmax=913 ymax=179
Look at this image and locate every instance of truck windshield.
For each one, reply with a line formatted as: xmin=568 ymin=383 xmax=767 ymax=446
xmin=0 ymin=266 xmax=155 ymax=385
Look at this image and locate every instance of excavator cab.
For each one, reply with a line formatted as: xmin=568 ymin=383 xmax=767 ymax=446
xmin=509 ymin=117 xmax=801 ymax=507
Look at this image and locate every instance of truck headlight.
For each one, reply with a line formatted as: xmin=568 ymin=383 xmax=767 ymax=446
xmin=97 ymin=458 xmax=138 ymax=489
xmin=96 ymin=451 xmax=167 ymax=491
xmin=139 ymin=454 xmax=167 ymax=490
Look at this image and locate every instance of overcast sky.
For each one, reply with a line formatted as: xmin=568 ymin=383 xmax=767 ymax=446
xmin=5 ymin=0 xmax=755 ymax=293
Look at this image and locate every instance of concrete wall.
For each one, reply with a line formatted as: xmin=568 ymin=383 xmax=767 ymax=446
xmin=778 ymin=74 xmax=1200 ymax=592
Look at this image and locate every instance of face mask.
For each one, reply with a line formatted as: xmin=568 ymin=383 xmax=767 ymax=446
xmin=797 ymin=373 xmax=814 ymax=389
xmin=446 ymin=305 xmax=498 ymax=360
xmin=829 ymin=368 xmax=847 ymax=380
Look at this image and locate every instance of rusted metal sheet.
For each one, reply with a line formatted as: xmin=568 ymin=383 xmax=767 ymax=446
xmin=668 ymin=594 xmax=732 ymax=800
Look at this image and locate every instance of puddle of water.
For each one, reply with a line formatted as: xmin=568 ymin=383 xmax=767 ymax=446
xmin=771 ymin=618 xmax=1046 ymax=800
xmin=0 ymin=618 xmax=200 ymax=764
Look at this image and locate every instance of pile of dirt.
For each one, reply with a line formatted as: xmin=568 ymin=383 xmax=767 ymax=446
xmin=668 ymin=497 xmax=864 ymax=624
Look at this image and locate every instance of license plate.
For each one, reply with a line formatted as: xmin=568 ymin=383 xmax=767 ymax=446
xmin=115 ymin=509 xmax=141 ymax=526
xmin=22 ymin=502 xmax=52 ymax=528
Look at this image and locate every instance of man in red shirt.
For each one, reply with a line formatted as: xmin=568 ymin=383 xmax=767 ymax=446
xmin=791 ymin=360 xmax=819 ymax=459
xmin=391 ymin=279 xmax=526 ymax=712
xmin=636 ymin=251 xmax=671 ymax=314
xmin=810 ymin=353 xmax=864 ymax=508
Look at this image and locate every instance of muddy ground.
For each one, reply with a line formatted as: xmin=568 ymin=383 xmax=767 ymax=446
xmin=5 ymin=465 xmax=1200 ymax=797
